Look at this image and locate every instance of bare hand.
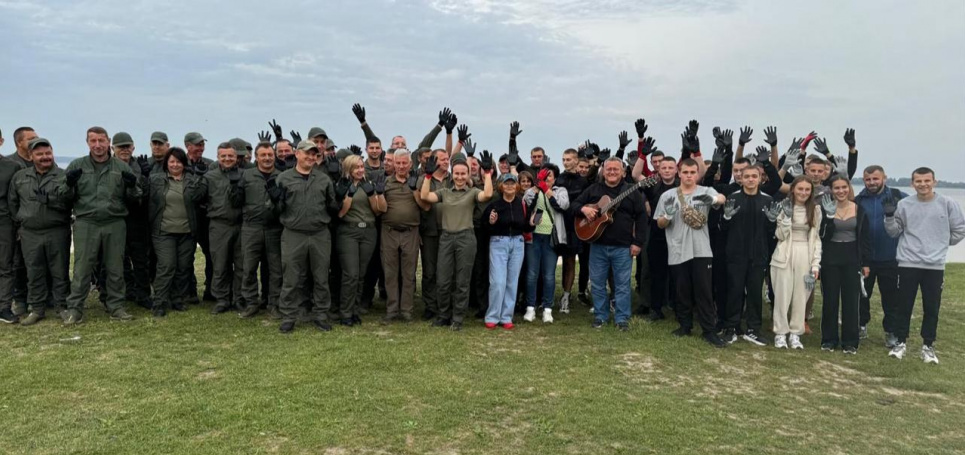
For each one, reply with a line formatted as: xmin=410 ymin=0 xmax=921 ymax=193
xmin=630 ymin=245 xmax=641 ymax=257
xmin=862 ymin=267 xmax=869 ymax=278
xmin=489 ymin=211 xmax=498 ymax=225
xmin=581 ymin=206 xmax=599 ymax=221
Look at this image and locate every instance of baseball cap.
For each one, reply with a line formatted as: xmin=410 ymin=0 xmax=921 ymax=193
xmin=228 ymin=138 xmax=248 ymax=155
xmin=112 ymin=132 xmax=134 ymax=147
xmin=184 ymin=132 xmax=206 ymax=145
xmin=27 ymin=137 xmax=51 ymax=151
xmin=497 ymin=173 xmax=518 ymax=184
xmin=324 ymin=138 xmax=336 ymax=150
xmin=335 ymin=148 xmax=352 ymax=162
xmin=307 ymin=127 xmax=328 ymax=139
xmin=296 ymin=140 xmax=320 ymax=153
xmin=150 ymin=131 xmax=169 ymax=143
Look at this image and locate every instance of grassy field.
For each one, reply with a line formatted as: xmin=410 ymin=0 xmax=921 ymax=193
xmin=2 ymin=258 xmax=963 ymax=455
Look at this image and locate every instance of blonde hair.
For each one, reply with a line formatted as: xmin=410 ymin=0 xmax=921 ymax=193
xmin=342 ymin=155 xmax=364 ymax=179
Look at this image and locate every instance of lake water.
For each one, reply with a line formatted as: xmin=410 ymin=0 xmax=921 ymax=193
xmin=49 ymin=158 xmax=965 ymax=263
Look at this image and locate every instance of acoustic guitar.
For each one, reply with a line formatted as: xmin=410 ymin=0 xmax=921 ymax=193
xmin=575 ymin=176 xmax=658 ymax=242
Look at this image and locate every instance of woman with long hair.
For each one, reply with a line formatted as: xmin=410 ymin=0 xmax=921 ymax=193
xmin=148 ymin=147 xmax=200 ymax=317
xmin=419 ymin=144 xmax=493 ymax=331
xmin=483 ymin=173 xmax=536 ymax=329
xmin=770 ymin=176 xmax=822 ymax=349
xmin=335 ymin=154 xmax=386 ymax=326
xmin=521 ymin=163 xmax=569 ymax=324
xmin=818 ymin=175 xmax=871 ymax=354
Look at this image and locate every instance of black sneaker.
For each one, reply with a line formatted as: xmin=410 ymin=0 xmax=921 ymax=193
xmin=672 ymin=327 xmax=692 ymax=337
xmin=741 ymin=331 xmax=769 ymax=346
xmin=0 ymin=308 xmax=20 ymax=324
xmin=279 ymin=321 xmax=295 ymax=333
xmin=592 ymin=319 xmax=604 ymax=329
xmin=821 ymin=343 xmax=836 ymax=352
xmin=450 ymin=321 xmax=463 ymax=332
xmin=617 ymin=322 xmax=630 ymax=332
xmin=312 ymin=320 xmax=332 ymax=332
xmin=578 ymin=292 xmax=590 ymax=305
xmin=723 ymin=329 xmax=738 ymax=344
xmin=431 ymin=318 xmax=452 ymax=327
xmin=702 ymin=332 xmax=727 ymax=348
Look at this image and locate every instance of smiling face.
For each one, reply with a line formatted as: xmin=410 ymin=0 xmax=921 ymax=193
xmin=500 ymin=180 xmax=518 ymax=199
xmin=863 ymin=170 xmax=885 ymax=194
xmin=602 ymin=160 xmax=624 ymax=186
xmin=31 ymin=145 xmax=55 ymax=173
xmin=452 ymin=162 xmax=470 ymax=188
xmin=113 ymin=144 xmax=134 ymax=163
xmin=741 ymin=166 xmax=760 ymax=193
xmin=832 ymin=178 xmax=851 ymax=201
xmin=217 ymin=147 xmax=238 ymax=169
xmin=792 ymin=180 xmax=813 ymax=205
xmin=151 ymin=140 xmax=170 ymax=161
xmin=912 ymin=170 xmax=935 ymax=198
xmin=256 ymin=146 xmax=275 ymax=172
xmin=167 ymin=155 xmax=184 ymax=177
xmin=87 ymin=132 xmax=111 ymax=162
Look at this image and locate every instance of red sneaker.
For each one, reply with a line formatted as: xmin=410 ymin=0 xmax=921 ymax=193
xmin=485 ymin=322 xmax=497 ymax=330
xmin=502 ymin=323 xmax=514 ymax=330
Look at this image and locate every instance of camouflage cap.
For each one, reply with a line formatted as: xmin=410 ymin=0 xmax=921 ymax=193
xmin=112 ymin=132 xmax=134 ymax=147
xmin=307 ymin=127 xmax=328 ymax=139
xmin=150 ymin=131 xmax=169 ymax=143
xmin=296 ymin=140 xmax=320 ymax=153
xmin=184 ymin=132 xmax=206 ymax=145
xmin=27 ymin=137 xmax=51 ymax=151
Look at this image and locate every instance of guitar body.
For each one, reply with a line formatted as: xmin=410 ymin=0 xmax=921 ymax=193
xmin=575 ymin=195 xmax=614 ymax=242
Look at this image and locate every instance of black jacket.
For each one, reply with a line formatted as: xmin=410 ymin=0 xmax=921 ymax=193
xmin=483 ymin=197 xmax=536 ymax=237
xmin=572 ymin=181 xmax=648 ymax=248
xmin=819 ymin=203 xmax=873 ymax=268
xmin=720 ymin=189 xmax=775 ymax=264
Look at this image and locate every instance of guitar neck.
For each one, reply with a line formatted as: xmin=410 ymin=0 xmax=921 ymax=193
xmin=601 ymin=177 xmax=654 ymax=212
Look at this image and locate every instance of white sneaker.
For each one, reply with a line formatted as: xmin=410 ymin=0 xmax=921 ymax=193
xmin=789 ymin=334 xmax=804 ymax=350
xmin=888 ymin=342 xmax=906 ymax=360
xmin=559 ymin=293 xmax=570 ymax=314
xmin=523 ymin=307 xmax=536 ymax=322
xmin=774 ymin=334 xmax=788 ymax=349
xmin=542 ymin=308 xmax=554 ymax=323
xmin=921 ymin=345 xmax=939 ymax=364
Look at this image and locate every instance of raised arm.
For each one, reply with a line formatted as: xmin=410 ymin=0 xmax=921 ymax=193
xmin=352 ymin=103 xmax=379 ymax=144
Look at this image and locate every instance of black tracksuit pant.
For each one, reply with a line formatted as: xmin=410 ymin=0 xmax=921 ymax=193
xmin=896 ymin=267 xmax=944 ymax=346
xmin=672 ymin=258 xmax=715 ymax=333
xmin=861 ymin=260 xmax=899 ymax=333
xmin=724 ymin=259 xmax=766 ymax=334
xmin=820 ymin=242 xmax=861 ymax=349
xmin=648 ymin=234 xmax=674 ymax=314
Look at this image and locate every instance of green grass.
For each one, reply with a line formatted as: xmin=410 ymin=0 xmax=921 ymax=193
xmin=2 ymin=258 xmax=964 ymax=454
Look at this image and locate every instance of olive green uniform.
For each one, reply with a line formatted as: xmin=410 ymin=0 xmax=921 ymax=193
xmin=381 ymin=178 xmax=421 ymax=318
xmin=0 ymin=157 xmax=27 ymax=314
xmin=336 ymin=187 xmax=377 ymax=319
xmin=61 ymin=156 xmax=142 ymax=317
xmin=433 ymin=186 xmax=482 ymax=324
xmin=9 ymin=166 xmax=72 ymax=316
xmin=273 ymin=167 xmax=339 ymax=324
xmin=190 ymin=166 xmax=244 ymax=310
xmin=236 ymin=167 xmax=283 ymax=312
xmin=148 ymin=173 xmax=200 ymax=310
xmin=5 ymin=154 xmax=30 ymax=311
xmin=187 ymin=157 xmax=216 ymax=300
xmin=417 ymin=175 xmax=452 ymax=317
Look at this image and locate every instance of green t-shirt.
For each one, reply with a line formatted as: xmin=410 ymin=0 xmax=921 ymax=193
xmin=343 ymin=188 xmax=376 ymax=225
xmin=160 ymin=177 xmax=191 ymax=234
xmin=435 ymin=187 xmax=481 ymax=233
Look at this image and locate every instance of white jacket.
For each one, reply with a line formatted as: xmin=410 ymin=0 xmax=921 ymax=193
xmin=523 ymin=186 xmax=569 ymax=245
xmin=771 ymin=205 xmax=822 ymax=272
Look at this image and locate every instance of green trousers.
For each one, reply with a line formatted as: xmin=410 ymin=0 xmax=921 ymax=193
xmin=419 ymin=234 xmax=440 ymax=315
xmin=0 ymin=219 xmax=18 ymax=312
xmin=336 ymin=224 xmax=376 ymax=319
xmin=436 ymin=229 xmax=477 ymax=323
xmin=279 ymin=228 xmax=332 ymax=324
xmin=66 ymin=219 xmax=127 ymax=315
xmin=241 ymin=225 xmax=282 ymax=310
xmin=20 ymin=227 xmax=70 ymax=316
xmin=381 ymin=226 xmax=420 ymax=318
xmin=209 ymin=220 xmax=244 ymax=308
xmin=152 ymin=232 xmax=196 ymax=310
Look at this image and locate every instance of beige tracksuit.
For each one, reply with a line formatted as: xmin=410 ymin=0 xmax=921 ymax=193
xmin=770 ymin=205 xmax=822 ymax=336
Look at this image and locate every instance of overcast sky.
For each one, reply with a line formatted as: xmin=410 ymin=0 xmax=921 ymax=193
xmin=2 ymin=0 xmax=963 ymax=180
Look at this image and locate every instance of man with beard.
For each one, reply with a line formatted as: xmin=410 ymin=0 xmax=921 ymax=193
xmin=60 ymin=126 xmax=142 ymax=324
xmin=8 ymin=138 xmax=71 ymax=325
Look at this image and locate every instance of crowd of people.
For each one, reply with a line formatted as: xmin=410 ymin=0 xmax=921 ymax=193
xmin=0 ymin=107 xmax=962 ymax=365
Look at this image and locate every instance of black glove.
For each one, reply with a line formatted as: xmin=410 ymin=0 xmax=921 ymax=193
xmin=617 ymin=130 xmax=631 ymax=152
xmin=352 ymin=103 xmax=366 ymax=124
xmin=463 ymin=138 xmax=476 ymax=157
xmin=324 ymin=154 xmax=340 ymax=175
xmin=444 ymin=113 xmax=458 ymax=134
xmin=374 ymin=174 xmax=386 ymax=195
xmin=361 ymin=179 xmax=375 ymax=196
xmin=597 ymin=148 xmax=611 ymax=162
xmin=136 ymin=155 xmax=151 ymax=175
xmin=509 ymin=121 xmax=523 ymax=140
xmin=407 ymin=175 xmax=419 ymax=191
xmin=65 ymin=169 xmax=83 ymax=187
xmin=424 ymin=155 xmax=438 ymax=175
xmin=755 ymin=145 xmax=771 ymax=164
xmin=763 ymin=126 xmax=778 ymax=147
xmin=121 ymin=171 xmax=138 ymax=188
xmin=290 ymin=130 xmax=302 ymax=146
xmin=193 ymin=161 xmax=209 ymax=174
xmin=721 ymin=129 xmax=734 ymax=150
xmin=711 ymin=147 xmax=726 ymax=164
xmin=258 ymin=131 xmax=272 ymax=143
xmin=844 ymin=128 xmax=856 ymax=148
xmin=457 ymin=124 xmax=471 ymax=143
xmin=34 ymin=188 xmax=50 ymax=204
xmin=438 ymin=107 xmax=452 ymax=127
xmin=349 ymin=145 xmax=362 ymax=156
xmin=335 ymin=178 xmax=351 ymax=200
xmin=265 ymin=176 xmax=277 ymax=192
xmin=269 ymin=119 xmax=284 ymax=142
xmin=739 ymin=126 xmax=753 ymax=146
xmin=634 ymin=118 xmax=648 ymax=139
xmin=480 ymin=150 xmax=493 ymax=172
xmin=268 ymin=182 xmax=287 ymax=203
xmin=284 ymin=154 xmax=297 ymax=170
xmin=681 ymin=133 xmax=700 ymax=155
xmin=687 ymin=119 xmax=699 ymax=137
xmin=507 ymin=145 xmax=520 ymax=166
xmin=883 ymin=197 xmax=897 ymax=217
xmin=627 ymin=150 xmax=639 ymax=168
xmin=640 ymin=137 xmax=656 ymax=156
xmin=814 ymin=137 xmax=831 ymax=156
xmin=227 ymin=168 xmax=242 ymax=186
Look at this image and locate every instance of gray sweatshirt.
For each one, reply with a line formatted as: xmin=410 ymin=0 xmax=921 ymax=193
xmin=885 ymin=193 xmax=965 ymax=270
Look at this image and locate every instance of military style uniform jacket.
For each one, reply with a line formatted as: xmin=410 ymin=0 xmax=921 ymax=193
xmin=9 ymin=166 xmax=71 ymax=230
xmin=148 ymin=173 xmax=202 ymax=235
xmin=61 ymin=156 xmax=142 ymax=223
xmin=234 ymin=167 xmax=282 ymax=228
xmin=191 ymin=166 xmax=243 ymax=224
xmin=273 ymin=167 xmax=338 ymax=232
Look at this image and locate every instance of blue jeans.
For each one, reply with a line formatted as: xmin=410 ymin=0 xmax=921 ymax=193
xmin=487 ymin=236 xmax=525 ymax=324
xmin=526 ymin=233 xmax=558 ymax=309
xmin=590 ymin=244 xmax=632 ymax=324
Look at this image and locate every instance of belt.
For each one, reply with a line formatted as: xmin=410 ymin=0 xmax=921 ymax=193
xmin=389 ymin=225 xmax=413 ymax=232
xmin=356 ymin=222 xmax=368 ymax=228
